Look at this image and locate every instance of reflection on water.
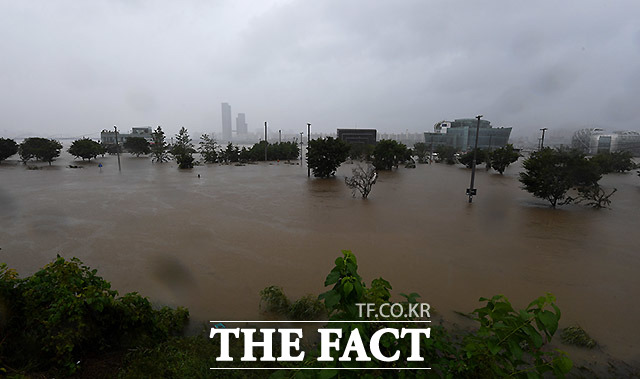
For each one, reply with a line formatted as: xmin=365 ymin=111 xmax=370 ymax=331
xmin=0 ymin=153 xmax=639 ymax=360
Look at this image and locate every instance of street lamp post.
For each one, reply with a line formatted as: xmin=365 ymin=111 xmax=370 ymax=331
xmin=307 ymin=123 xmax=311 ymax=177
xmin=299 ymin=132 xmax=304 ymax=165
xmin=467 ymin=115 xmax=483 ymax=203
xmin=539 ymin=128 xmax=548 ymax=150
xmin=114 ymin=125 xmax=121 ymax=172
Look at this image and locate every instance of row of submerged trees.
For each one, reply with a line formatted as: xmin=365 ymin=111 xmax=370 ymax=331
xmin=0 ymin=127 xmax=301 ymax=169
xmin=2 ymin=133 xmax=637 ymax=207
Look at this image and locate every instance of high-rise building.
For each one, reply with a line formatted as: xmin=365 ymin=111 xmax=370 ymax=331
xmin=221 ymin=102 xmax=232 ymax=141
xmin=236 ymin=113 xmax=248 ymax=135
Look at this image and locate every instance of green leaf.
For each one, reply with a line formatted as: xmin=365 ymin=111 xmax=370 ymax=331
xmin=488 ymin=340 xmax=501 ymax=355
xmin=538 ymin=310 xmax=559 ymax=335
xmin=523 ymin=325 xmax=543 ymax=348
xmin=324 ymin=270 xmax=341 ymax=286
xmin=319 ymin=290 xmax=341 ymax=310
xmin=343 ymin=282 xmax=353 ymax=297
xmin=553 ymin=351 xmax=573 ymax=374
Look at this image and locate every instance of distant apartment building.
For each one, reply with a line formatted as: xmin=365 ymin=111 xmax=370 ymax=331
xmin=221 ymin=102 xmax=232 ymax=141
xmin=424 ymin=118 xmax=512 ymax=151
xmin=236 ymin=113 xmax=248 ymax=135
xmin=337 ymin=129 xmax=377 ymax=145
xmin=100 ymin=127 xmax=153 ymax=145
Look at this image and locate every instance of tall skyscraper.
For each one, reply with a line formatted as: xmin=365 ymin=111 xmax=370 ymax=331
xmin=236 ymin=113 xmax=248 ymax=135
xmin=221 ymin=102 xmax=232 ymax=141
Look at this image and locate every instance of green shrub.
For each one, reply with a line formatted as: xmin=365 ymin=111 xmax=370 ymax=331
xmin=0 ymin=256 xmax=189 ymax=374
xmin=561 ymin=325 xmax=597 ymax=348
xmin=259 ymin=285 xmax=291 ymax=315
xmin=289 ymin=295 xmax=325 ymax=321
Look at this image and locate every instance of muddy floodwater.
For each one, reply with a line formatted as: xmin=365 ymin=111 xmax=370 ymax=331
xmin=1 ymin=152 xmax=639 ymax=362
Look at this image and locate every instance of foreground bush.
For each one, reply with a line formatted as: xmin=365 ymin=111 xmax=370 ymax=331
xmin=265 ymin=251 xmax=573 ymax=378
xmin=0 ymin=257 xmax=188 ymax=375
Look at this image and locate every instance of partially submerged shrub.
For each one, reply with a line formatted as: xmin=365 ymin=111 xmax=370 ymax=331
xmin=259 ymin=285 xmax=290 ymax=315
xmin=260 ymin=286 xmax=325 ymax=320
xmin=289 ymin=295 xmax=325 ymax=321
xmin=561 ymin=325 xmax=597 ymax=348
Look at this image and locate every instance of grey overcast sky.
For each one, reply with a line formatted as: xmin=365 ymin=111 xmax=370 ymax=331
xmin=1 ymin=0 xmax=639 ymax=139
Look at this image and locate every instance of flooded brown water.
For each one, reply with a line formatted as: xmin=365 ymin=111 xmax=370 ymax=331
xmin=1 ymin=152 xmax=639 ymax=362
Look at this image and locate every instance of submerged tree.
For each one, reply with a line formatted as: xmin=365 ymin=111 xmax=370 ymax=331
xmin=150 ymin=126 xmax=170 ymax=163
xmin=489 ymin=144 xmax=520 ymax=174
xmin=348 ymin=143 xmax=374 ymax=162
xmin=307 ymin=137 xmax=350 ymax=178
xmin=434 ymin=145 xmax=457 ymax=164
xmin=68 ymin=138 xmax=103 ymax=161
xmin=458 ymin=148 xmax=488 ymax=169
xmin=413 ymin=142 xmax=430 ymax=163
xmin=345 ymin=163 xmax=378 ymax=199
xmin=519 ymin=148 xmax=602 ymax=208
xmin=171 ymin=127 xmax=195 ymax=169
xmin=0 ymin=138 xmax=19 ymax=163
xmin=372 ymin=139 xmax=411 ymax=170
xmin=123 ymin=137 xmax=150 ymax=157
xmin=590 ymin=151 xmax=636 ymax=174
xmin=198 ymin=134 xmax=218 ymax=163
xmin=19 ymin=137 xmax=63 ymax=165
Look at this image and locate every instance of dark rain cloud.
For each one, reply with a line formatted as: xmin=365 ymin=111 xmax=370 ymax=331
xmin=0 ymin=0 xmax=639 ymax=139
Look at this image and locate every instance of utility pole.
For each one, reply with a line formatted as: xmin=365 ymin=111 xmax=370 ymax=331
xmin=114 ymin=125 xmax=121 ymax=172
xmin=264 ymin=122 xmax=268 ymax=161
xmin=279 ymin=129 xmax=281 ymax=144
xmin=467 ymin=115 xmax=482 ymax=203
xmin=307 ymin=123 xmax=311 ymax=177
xmin=539 ymin=128 xmax=548 ymax=150
xmin=300 ymin=132 xmax=304 ymax=165
xmin=430 ymin=136 xmax=434 ymax=164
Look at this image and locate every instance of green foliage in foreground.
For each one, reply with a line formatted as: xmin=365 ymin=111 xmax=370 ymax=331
xmin=1 ymin=252 xmax=574 ymax=378
xmin=260 ymin=286 xmax=325 ymax=321
xmin=121 ymin=251 xmax=573 ymax=378
xmin=0 ymin=258 xmax=189 ymax=375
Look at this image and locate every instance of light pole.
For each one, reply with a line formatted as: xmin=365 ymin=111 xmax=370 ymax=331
xmin=114 ymin=125 xmax=121 ymax=172
xmin=467 ymin=115 xmax=482 ymax=203
xmin=300 ymin=132 xmax=304 ymax=165
xmin=307 ymin=123 xmax=311 ymax=177
xmin=539 ymin=128 xmax=548 ymax=150
xmin=264 ymin=122 xmax=268 ymax=161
